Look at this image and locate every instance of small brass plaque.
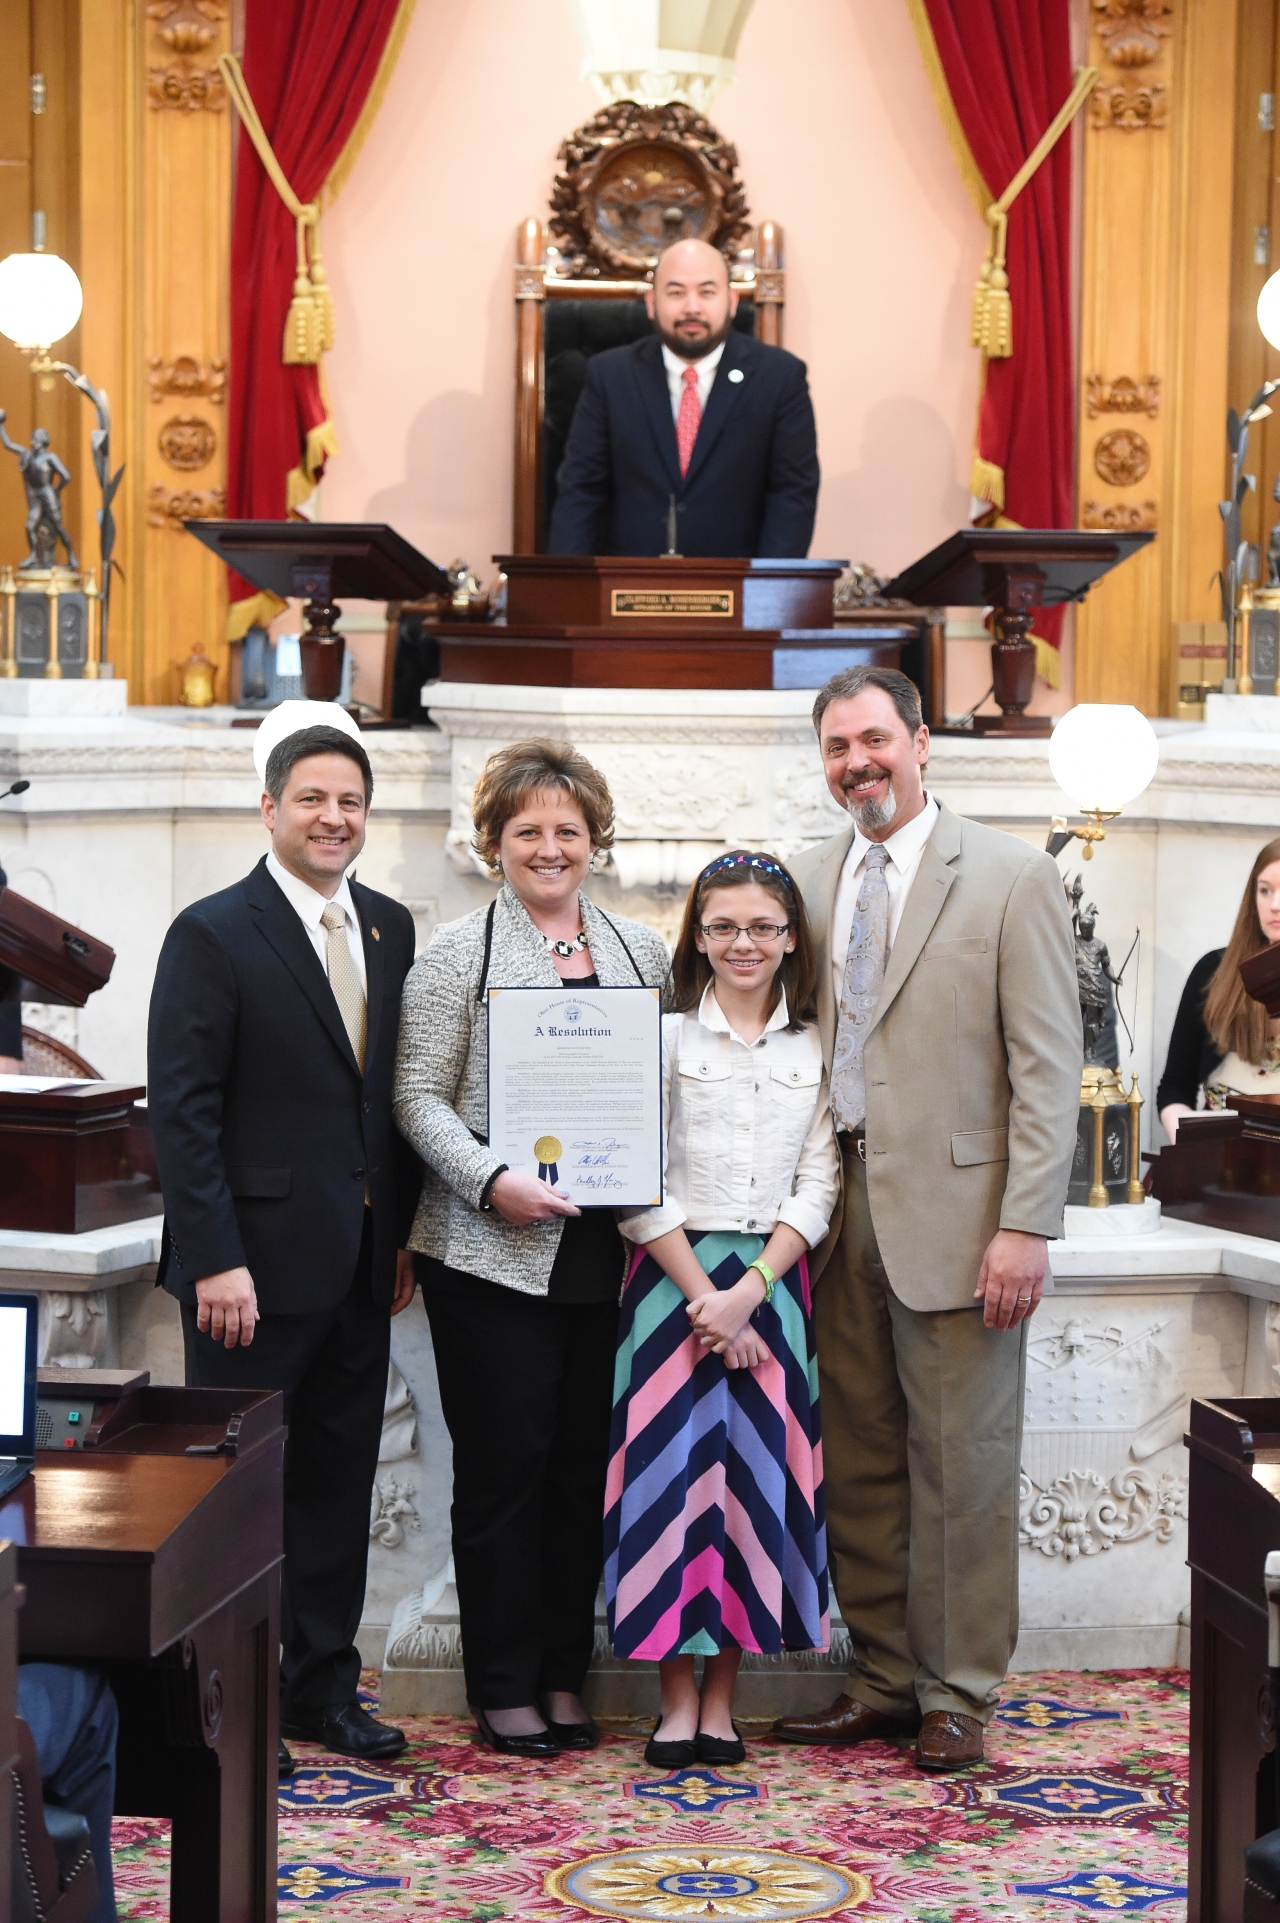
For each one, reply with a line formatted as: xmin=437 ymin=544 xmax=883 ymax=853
xmin=610 ymin=588 xmax=735 ymax=618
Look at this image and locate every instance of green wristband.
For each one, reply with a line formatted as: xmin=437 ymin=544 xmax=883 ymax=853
xmin=746 ymin=1258 xmax=776 ymax=1304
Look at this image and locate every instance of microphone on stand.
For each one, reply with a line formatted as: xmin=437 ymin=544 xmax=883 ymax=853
xmin=0 ymin=782 xmax=29 ymax=802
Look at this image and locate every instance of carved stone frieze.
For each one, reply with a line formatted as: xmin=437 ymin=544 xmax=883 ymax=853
xmin=549 ymin=99 xmax=749 ymax=277
xmin=39 ymin=1290 xmax=111 ymax=1369
xmin=378 ymin=1363 xmax=418 ymax=1464
xmin=1019 ymin=1467 xmax=1188 ymax=1559
xmin=146 ymin=484 xmax=225 ymax=528
xmin=1093 ymin=428 xmax=1151 ymax=485
xmin=369 ymin=1476 xmax=420 ymax=1550
xmin=1090 ymin=81 xmax=1168 ymax=131
xmin=1082 ymin=499 xmax=1157 ymax=531
xmin=1092 ymin=0 xmax=1173 ymax=67
xmin=148 ymin=355 xmax=227 ymax=405
xmin=1086 ymin=373 xmax=1161 ymax=418
xmin=158 ymin=414 xmax=217 ymax=471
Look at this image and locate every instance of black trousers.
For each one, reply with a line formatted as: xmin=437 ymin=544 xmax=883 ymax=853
xmin=180 ymin=1213 xmax=389 ymax=1713
xmin=421 ymin=1262 xmax=618 ymax=1710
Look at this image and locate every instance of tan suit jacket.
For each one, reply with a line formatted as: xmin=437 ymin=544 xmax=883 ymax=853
xmin=791 ymin=798 xmax=1082 ymax=1311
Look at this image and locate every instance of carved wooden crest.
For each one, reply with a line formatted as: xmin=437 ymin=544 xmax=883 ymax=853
xmin=549 ymin=100 xmax=750 ymax=278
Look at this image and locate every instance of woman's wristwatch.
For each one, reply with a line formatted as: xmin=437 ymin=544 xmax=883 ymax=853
xmin=478 ymin=1165 xmax=509 ymax=1212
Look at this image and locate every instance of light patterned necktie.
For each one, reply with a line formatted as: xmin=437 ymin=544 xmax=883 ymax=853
xmin=830 ymin=845 xmax=890 ymax=1132
xmin=676 ymin=364 xmax=701 ymax=476
xmin=320 ymin=900 xmax=366 ymax=1071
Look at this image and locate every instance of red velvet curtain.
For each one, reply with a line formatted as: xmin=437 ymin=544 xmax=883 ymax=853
xmin=226 ymin=0 xmax=407 ymax=628
xmin=915 ymin=0 xmax=1075 ymax=664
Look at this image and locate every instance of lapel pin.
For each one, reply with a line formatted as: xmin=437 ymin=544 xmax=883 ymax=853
xmin=372 ymin=927 xmax=380 ymax=941
xmin=727 ymin=368 xmax=744 ymax=383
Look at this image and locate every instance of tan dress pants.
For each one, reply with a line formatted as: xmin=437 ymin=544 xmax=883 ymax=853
xmin=815 ymin=1135 xmax=1027 ymax=1723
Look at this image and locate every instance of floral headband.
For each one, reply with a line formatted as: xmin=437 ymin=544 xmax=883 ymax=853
xmin=697 ymin=852 xmax=795 ymax=896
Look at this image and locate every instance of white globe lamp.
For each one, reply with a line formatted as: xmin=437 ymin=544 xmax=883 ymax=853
xmin=1260 ymin=269 xmax=1280 ymax=351
xmin=1048 ymin=703 xmax=1159 ymax=858
xmin=0 ymin=252 xmax=82 ymax=354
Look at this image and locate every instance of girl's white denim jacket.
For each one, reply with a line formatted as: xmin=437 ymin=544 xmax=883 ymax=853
xmin=621 ymin=980 xmax=839 ymax=1252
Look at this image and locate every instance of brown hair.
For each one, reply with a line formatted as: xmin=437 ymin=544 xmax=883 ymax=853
xmin=812 ymin=664 xmax=923 ymax=737
xmin=1202 ymin=835 xmax=1280 ymax=1060
xmin=264 ymin=725 xmax=373 ymax=804
xmin=669 ymin=850 xmax=817 ymax=1033
xmin=471 ymin=738 xmax=615 ymax=871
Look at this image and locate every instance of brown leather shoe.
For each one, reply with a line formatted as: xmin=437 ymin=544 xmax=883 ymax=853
xmin=771 ymin=1693 xmax=920 ymax=1746
xmin=914 ymin=1709 xmax=984 ymax=1770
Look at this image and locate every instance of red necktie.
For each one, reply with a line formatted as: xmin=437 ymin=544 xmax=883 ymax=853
xmin=676 ymin=364 xmax=701 ymax=477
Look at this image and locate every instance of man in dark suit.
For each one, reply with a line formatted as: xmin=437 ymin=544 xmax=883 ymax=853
xmin=147 ymin=723 xmax=420 ymax=1767
xmin=547 ymin=237 xmax=819 ymax=557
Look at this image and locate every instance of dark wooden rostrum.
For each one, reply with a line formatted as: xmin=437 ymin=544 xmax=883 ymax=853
xmin=430 ymin=554 xmax=890 ymax=690
xmin=1148 ymin=1101 xmax=1280 ymax=1242
xmin=1186 ymin=1397 xmax=1280 ymax=1922
xmin=885 ymin=528 xmax=1154 ymax=735
xmin=0 ymin=1081 xmax=161 ymax=1234
xmin=5 ymin=1382 xmax=285 ymax=1923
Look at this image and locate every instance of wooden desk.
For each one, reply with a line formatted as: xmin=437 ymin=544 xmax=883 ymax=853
xmin=2 ymin=1387 xmax=284 ymax=1923
xmin=0 ymin=1541 xmax=19 ymax=1922
xmin=1186 ymin=1397 xmax=1280 ymax=1922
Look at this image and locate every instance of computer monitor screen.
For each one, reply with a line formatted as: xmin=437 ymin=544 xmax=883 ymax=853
xmin=0 ymin=1296 xmax=38 ymax=1456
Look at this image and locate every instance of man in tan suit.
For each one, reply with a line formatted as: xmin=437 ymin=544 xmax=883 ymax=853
xmin=773 ymin=665 xmax=1081 ymax=1769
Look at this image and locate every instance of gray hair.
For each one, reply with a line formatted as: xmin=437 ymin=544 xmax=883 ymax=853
xmin=264 ymin=725 xmax=373 ymax=804
xmin=812 ymin=665 xmax=923 ymax=737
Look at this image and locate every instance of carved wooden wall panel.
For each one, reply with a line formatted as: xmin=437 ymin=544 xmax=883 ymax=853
xmin=1076 ymin=0 xmax=1240 ymax=712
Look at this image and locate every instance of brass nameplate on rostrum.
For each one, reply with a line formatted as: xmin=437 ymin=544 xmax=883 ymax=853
xmin=610 ymin=589 xmax=735 ymax=618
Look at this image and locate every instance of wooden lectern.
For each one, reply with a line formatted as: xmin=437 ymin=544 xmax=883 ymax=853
xmin=886 ymin=528 xmax=1154 ymax=735
xmin=428 ymin=554 xmax=902 ymax=691
xmin=185 ymin=521 xmax=450 ymax=702
xmin=1186 ymin=1396 xmax=1280 ymax=1922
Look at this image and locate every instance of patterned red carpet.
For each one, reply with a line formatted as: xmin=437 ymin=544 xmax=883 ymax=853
xmin=113 ymin=1668 xmax=1188 ymax=1918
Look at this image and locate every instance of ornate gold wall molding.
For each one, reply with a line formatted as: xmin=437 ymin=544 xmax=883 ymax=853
xmin=158 ymin=415 xmax=217 ymax=470
xmin=146 ymin=1 xmax=227 ymax=113
xmin=147 ymin=354 xmax=227 ymax=404
xmin=1076 ymin=0 xmax=1238 ymax=711
xmin=1085 ymin=372 xmax=1161 ymax=416
xmin=147 ymin=484 xmax=224 ymax=528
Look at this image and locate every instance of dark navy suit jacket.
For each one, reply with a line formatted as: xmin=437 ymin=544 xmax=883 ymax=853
xmin=147 ymin=857 xmax=421 ymax=1315
xmin=546 ymin=328 xmax=820 ymax=558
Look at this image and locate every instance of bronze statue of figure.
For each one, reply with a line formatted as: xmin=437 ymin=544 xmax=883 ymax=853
xmin=0 ymin=411 xmax=78 ymax=571
xmin=1074 ymin=902 xmax=1124 ymax=1065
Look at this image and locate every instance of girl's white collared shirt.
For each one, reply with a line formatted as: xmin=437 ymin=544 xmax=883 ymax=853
xmin=621 ymin=980 xmax=839 ymax=1251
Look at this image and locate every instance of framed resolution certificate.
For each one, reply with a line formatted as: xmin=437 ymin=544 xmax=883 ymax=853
xmin=487 ymin=984 xmax=663 ymax=1208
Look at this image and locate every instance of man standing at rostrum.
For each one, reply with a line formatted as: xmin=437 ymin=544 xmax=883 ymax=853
xmin=773 ymin=666 xmax=1081 ymax=1769
xmin=148 ymin=709 xmax=420 ymax=1773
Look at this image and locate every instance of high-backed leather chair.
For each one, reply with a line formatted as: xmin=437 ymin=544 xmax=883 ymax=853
xmin=10 ymin=1719 xmax=98 ymax=1923
xmin=513 ymin=99 xmax=785 ymax=553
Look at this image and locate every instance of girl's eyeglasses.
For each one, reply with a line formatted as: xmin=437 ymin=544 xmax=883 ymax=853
xmin=699 ymin=920 xmax=793 ymax=942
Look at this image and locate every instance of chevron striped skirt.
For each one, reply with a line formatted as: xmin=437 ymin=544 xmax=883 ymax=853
xmin=604 ymin=1230 xmax=829 ymax=1661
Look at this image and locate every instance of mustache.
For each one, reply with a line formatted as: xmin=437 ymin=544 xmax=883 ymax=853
xmin=841 ymin=766 xmax=889 ymax=792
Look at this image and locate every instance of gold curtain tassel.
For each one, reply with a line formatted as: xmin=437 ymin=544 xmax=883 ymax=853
xmin=283 ymin=213 xmax=319 ymax=365
xmin=307 ymin=227 xmax=336 ymax=355
xmin=984 ymin=267 xmax=1012 ymax=359
xmin=970 ymin=255 xmax=993 ymax=349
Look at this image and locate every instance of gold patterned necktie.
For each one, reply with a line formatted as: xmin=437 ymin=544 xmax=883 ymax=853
xmin=320 ymin=900 xmax=366 ymax=1071
xmin=830 ymin=845 xmax=890 ymax=1132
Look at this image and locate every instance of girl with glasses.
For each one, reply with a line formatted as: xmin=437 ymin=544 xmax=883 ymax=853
xmin=608 ymin=850 xmax=839 ymax=1765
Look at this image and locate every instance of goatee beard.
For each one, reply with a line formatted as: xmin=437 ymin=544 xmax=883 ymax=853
xmin=845 ymin=781 xmax=896 ymax=833
xmin=654 ymin=314 xmax=734 ymax=362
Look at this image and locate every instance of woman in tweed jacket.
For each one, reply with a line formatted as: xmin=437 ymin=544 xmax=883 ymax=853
xmin=394 ymin=740 xmax=668 ymax=1759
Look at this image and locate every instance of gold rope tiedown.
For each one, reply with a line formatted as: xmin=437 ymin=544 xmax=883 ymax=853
xmin=971 ymin=66 xmax=1099 ymax=362
xmin=217 ymin=52 xmax=335 ymax=367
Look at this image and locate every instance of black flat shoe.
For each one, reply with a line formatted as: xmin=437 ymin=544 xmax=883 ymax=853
xmin=696 ymin=1724 xmax=745 ymax=1766
xmin=644 ymin=1721 xmax=697 ymax=1769
xmin=471 ymin=1706 xmax=561 ymax=1758
xmin=280 ymin=1700 xmax=406 ymax=1760
xmin=278 ymin=1738 xmax=295 ymax=1779
xmin=539 ymin=1705 xmax=600 ymax=1750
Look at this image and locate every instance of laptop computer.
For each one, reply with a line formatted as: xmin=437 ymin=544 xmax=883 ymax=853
xmin=0 ymin=1293 xmax=39 ymax=1499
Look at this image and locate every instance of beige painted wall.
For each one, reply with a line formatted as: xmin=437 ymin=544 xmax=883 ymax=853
xmin=318 ymin=0 xmax=989 ymax=591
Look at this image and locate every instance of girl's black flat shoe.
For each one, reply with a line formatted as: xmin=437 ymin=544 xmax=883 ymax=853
xmin=696 ymin=1724 xmax=745 ymax=1765
xmin=644 ymin=1721 xmax=697 ymax=1769
xmin=471 ymin=1706 xmax=561 ymax=1758
xmin=541 ymin=1708 xmax=600 ymax=1751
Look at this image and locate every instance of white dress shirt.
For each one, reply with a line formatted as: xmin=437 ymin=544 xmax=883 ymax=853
xmin=265 ymin=850 xmax=367 ymax=994
xmin=661 ymin=340 xmax=725 ymax=423
xmin=621 ymin=980 xmax=840 ymax=1253
xmin=829 ymin=793 xmax=940 ymax=1007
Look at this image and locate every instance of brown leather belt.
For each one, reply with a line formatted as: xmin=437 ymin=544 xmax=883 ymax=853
xmin=838 ymin=1125 xmax=867 ymax=1162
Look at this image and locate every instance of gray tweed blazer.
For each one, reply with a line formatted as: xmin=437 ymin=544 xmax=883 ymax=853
xmin=394 ymin=884 xmax=670 ymax=1295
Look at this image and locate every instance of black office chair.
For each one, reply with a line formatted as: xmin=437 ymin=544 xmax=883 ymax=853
xmin=10 ymin=1718 xmax=99 ymax=1923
